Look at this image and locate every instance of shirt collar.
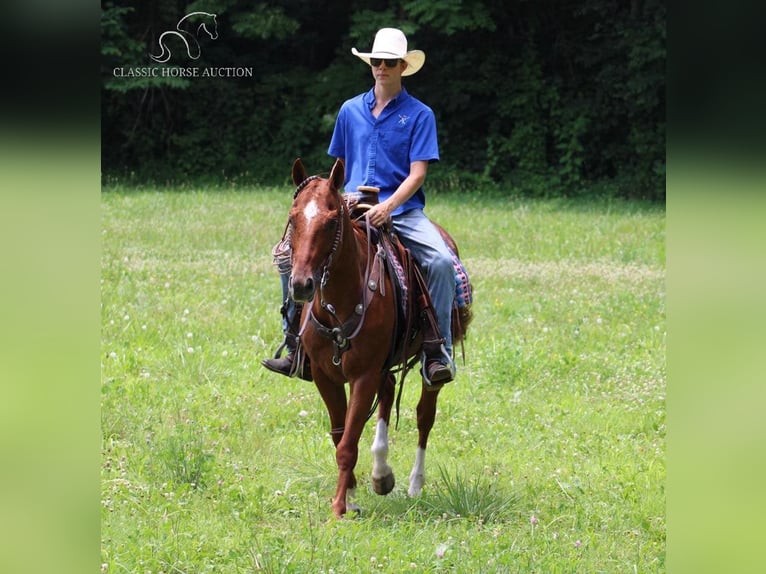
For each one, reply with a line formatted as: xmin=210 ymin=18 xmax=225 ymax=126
xmin=364 ymin=87 xmax=409 ymax=110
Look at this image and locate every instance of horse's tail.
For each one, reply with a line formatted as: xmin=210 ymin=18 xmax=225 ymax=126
xmin=452 ymin=302 xmax=472 ymax=344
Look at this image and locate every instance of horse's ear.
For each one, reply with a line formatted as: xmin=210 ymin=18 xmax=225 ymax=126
xmin=329 ymin=158 xmax=345 ymax=191
xmin=292 ymin=158 xmax=307 ymax=186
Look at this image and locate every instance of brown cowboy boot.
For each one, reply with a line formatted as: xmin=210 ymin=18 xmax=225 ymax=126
xmin=421 ymin=332 xmax=454 ymax=386
xmin=413 ymin=274 xmax=454 ymax=386
xmin=261 ymin=306 xmax=312 ymax=381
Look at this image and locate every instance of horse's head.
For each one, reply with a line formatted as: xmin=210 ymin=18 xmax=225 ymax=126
xmin=199 ymin=13 xmax=218 ymax=40
xmin=288 ymin=158 xmax=345 ymax=303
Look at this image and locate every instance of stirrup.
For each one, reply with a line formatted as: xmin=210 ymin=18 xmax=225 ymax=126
xmin=420 ymin=341 xmax=454 ymax=388
xmin=261 ymin=351 xmax=312 ymax=381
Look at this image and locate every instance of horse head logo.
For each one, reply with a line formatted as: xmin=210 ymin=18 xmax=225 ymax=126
xmin=150 ymin=12 xmax=218 ymax=63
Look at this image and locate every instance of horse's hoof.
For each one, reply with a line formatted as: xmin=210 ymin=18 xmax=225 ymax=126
xmin=372 ymin=472 xmax=395 ymax=495
xmin=408 ymin=473 xmax=425 ymax=497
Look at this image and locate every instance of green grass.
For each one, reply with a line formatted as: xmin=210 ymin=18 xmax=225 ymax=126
xmin=101 ymin=186 xmax=665 ymax=573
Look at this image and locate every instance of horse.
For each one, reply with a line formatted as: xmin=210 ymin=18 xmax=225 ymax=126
xmin=286 ymin=158 xmax=471 ymax=518
xmin=150 ymin=12 xmax=218 ymax=63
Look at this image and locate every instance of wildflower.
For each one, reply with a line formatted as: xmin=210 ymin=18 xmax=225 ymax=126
xmin=299 ymin=410 xmax=309 ymax=418
xmin=574 ymin=540 xmax=582 ymax=548
xmin=187 ymin=347 xmax=194 ymax=354
xmin=530 ymin=515 xmax=539 ymax=526
xmin=222 ymin=350 xmax=229 ymax=357
xmin=435 ymin=543 xmax=448 ymax=559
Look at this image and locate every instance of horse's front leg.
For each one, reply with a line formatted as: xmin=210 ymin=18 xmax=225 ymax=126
xmin=311 ymin=373 xmax=357 ymax=514
xmin=371 ymin=373 xmax=396 ymax=495
xmin=331 ymin=375 xmax=378 ymax=518
xmin=408 ymin=383 xmax=442 ymax=497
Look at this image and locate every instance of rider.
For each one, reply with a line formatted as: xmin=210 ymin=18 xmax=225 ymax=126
xmin=262 ymin=27 xmax=455 ymax=384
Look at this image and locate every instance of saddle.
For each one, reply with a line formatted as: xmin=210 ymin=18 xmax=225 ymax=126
xmin=348 ymin=201 xmax=471 ymax=387
xmin=284 ymin=191 xmax=472 ymax=390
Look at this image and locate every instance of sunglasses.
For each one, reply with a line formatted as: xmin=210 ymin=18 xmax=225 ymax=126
xmin=369 ymin=58 xmax=401 ymax=68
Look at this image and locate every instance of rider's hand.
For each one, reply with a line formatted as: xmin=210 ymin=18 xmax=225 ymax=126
xmin=366 ymin=201 xmax=394 ymax=227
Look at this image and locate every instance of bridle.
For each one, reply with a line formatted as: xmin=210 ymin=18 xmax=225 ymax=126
xmin=289 ymin=175 xmax=346 ymax=302
xmin=290 ymin=175 xmax=378 ymax=367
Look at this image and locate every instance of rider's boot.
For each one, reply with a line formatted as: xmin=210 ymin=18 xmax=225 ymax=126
xmin=420 ymin=322 xmax=454 ymax=386
xmin=261 ymin=305 xmax=311 ymax=381
xmin=412 ymin=271 xmax=454 ymax=387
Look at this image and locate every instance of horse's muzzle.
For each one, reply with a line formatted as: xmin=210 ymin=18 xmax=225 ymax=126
xmin=290 ymin=274 xmax=316 ymax=303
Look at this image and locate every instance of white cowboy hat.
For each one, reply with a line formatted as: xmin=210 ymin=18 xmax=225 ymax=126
xmin=351 ymin=28 xmax=425 ymax=76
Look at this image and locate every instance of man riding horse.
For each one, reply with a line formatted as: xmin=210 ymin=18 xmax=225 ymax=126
xmin=263 ymin=28 xmax=456 ymax=385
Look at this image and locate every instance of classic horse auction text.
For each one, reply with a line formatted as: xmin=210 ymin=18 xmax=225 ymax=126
xmin=112 ymin=66 xmax=253 ymax=78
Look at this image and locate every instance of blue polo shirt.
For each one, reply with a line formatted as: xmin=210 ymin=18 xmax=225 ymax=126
xmin=328 ymin=87 xmax=440 ymax=216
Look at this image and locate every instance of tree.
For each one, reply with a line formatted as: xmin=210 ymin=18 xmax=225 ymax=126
xmin=101 ymin=0 xmax=665 ymax=199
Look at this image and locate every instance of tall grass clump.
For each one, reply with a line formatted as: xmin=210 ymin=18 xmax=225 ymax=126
xmin=157 ymin=425 xmax=214 ymax=488
xmin=423 ymin=465 xmax=520 ymax=523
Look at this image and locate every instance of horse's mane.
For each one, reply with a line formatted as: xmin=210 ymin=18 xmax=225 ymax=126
xmin=293 ymin=175 xmax=323 ymax=200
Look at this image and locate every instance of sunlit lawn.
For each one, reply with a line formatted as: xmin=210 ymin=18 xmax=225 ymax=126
xmin=101 ymin=186 xmax=665 ymax=573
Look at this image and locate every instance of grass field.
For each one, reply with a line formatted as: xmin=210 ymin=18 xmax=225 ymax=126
xmin=101 ymin=185 xmax=665 ymax=573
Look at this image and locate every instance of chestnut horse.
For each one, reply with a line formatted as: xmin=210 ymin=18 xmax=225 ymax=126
xmin=287 ymin=158 xmax=470 ymax=517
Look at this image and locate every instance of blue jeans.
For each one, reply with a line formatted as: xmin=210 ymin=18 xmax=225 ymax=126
xmin=392 ymin=208 xmax=454 ymax=361
xmin=279 ymin=272 xmax=297 ymax=334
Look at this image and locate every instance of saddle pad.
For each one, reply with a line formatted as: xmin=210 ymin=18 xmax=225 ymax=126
xmin=384 ymin=240 xmax=409 ymax=316
xmin=385 ymin=241 xmax=472 ymax=311
xmin=449 ymin=248 xmax=473 ymax=308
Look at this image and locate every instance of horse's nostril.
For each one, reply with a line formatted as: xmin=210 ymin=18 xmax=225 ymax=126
xmin=305 ymin=277 xmax=314 ymax=291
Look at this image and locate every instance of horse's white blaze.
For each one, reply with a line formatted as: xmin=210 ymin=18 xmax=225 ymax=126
xmin=303 ymin=199 xmax=319 ymax=224
xmin=370 ymin=419 xmax=391 ymax=479
xmin=408 ymin=447 xmax=426 ymax=497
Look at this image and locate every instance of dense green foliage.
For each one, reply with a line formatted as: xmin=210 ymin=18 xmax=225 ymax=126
xmin=102 ymin=1 xmax=665 ymax=199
